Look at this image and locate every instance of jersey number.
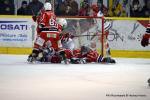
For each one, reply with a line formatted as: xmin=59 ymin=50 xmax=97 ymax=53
xmin=49 ymin=19 xmax=56 ymax=26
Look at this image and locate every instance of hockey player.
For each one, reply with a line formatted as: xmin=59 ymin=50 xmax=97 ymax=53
xmin=32 ymin=0 xmax=51 ymax=35
xmin=28 ymin=2 xmax=59 ymax=62
xmin=141 ymin=23 xmax=150 ymax=47
xmin=92 ymin=4 xmax=116 ymax=63
xmin=70 ymin=43 xmax=103 ymax=64
xmin=39 ymin=18 xmax=69 ymax=63
xmin=57 ymin=19 xmax=76 ymax=63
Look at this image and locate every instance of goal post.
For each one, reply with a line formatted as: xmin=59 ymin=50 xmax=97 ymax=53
xmin=57 ymin=16 xmax=105 ymax=57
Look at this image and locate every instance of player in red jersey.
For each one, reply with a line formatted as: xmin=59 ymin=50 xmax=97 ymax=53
xmin=32 ymin=0 xmax=52 ymax=35
xmin=70 ymin=44 xmax=103 ymax=64
xmin=37 ymin=18 xmax=70 ymax=63
xmin=141 ymin=23 xmax=150 ymax=47
xmin=28 ymin=2 xmax=61 ymax=63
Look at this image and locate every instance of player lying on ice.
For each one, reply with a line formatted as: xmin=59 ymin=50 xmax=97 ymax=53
xmin=27 ymin=2 xmax=116 ymax=64
xmin=141 ymin=23 xmax=150 ymax=47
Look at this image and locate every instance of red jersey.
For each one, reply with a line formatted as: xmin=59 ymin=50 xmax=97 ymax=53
xmin=37 ymin=8 xmax=45 ymax=24
xmin=32 ymin=8 xmax=45 ymax=35
xmin=34 ymin=10 xmax=63 ymax=50
xmin=39 ymin=10 xmax=57 ymax=28
xmin=73 ymin=48 xmax=99 ymax=63
xmin=32 ymin=8 xmax=45 ymax=23
xmin=73 ymin=48 xmax=82 ymax=58
xmin=86 ymin=50 xmax=99 ymax=62
xmin=34 ymin=24 xmax=63 ymax=50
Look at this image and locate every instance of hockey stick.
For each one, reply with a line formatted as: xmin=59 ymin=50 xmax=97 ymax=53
xmin=73 ymin=34 xmax=103 ymax=37
xmin=60 ymin=31 xmax=104 ymax=38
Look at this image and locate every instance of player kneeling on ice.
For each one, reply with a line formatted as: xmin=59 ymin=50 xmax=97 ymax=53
xmin=141 ymin=23 xmax=150 ymax=47
xmin=28 ymin=3 xmax=67 ymax=63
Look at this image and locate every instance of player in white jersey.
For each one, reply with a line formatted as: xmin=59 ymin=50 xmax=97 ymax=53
xmin=96 ymin=11 xmax=116 ymax=63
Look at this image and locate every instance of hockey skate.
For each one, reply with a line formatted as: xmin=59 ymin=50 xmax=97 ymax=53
xmin=102 ymin=57 xmax=116 ymax=64
xmin=59 ymin=50 xmax=68 ymax=64
xmin=27 ymin=49 xmax=41 ymax=63
xmin=70 ymin=58 xmax=85 ymax=64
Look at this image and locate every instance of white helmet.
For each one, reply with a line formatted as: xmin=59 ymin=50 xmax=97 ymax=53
xmin=44 ymin=2 xmax=52 ymax=11
xmin=97 ymin=11 xmax=111 ymax=31
xmin=97 ymin=11 xmax=104 ymax=17
xmin=57 ymin=18 xmax=67 ymax=29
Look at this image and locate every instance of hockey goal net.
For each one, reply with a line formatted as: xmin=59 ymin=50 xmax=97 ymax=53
xmin=58 ymin=16 xmax=105 ymax=57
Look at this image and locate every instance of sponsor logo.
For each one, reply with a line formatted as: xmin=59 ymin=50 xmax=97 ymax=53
xmin=0 ymin=21 xmax=28 ymax=30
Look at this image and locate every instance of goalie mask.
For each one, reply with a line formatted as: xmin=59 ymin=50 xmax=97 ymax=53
xmin=57 ymin=18 xmax=67 ymax=29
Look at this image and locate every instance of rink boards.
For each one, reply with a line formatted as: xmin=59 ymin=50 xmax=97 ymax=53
xmin=0 ymin=15 xmax=150 ymax=58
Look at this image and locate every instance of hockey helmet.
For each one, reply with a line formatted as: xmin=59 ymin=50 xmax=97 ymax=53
xmin=44 ymin=2 xmax=52 ymax=11
xmin=97 ymin=11 xmax=104 ymax=17
xmin=57 ymin=18 xmax=67 ymax=29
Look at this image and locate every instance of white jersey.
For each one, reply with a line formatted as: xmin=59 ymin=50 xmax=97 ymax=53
xmin=96 ymin=11 xmax=112 ymax=31
xmin=62 ymin=38 xmax=75 ymax=50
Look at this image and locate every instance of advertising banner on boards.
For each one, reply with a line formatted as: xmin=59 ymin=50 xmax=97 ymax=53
xmin=0 ymin=17 xmax=36 ymax=47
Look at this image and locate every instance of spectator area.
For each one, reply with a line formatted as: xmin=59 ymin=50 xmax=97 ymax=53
xmin=0 ymin=0 xmax=149 ymax=17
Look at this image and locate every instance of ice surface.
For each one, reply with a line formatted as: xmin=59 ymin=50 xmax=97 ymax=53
xmin=0 ymin=54 xmax=150 ymax=100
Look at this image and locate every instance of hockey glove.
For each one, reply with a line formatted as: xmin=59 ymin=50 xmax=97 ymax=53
xmin=32 ymin=16 xmax=37 ymax=22
xmin=141 ymin=34 xmax=150 ymax=47
xmin=61 ymin=33 xmax=73 ymax=42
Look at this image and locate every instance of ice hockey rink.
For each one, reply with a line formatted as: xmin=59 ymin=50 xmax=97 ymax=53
xmin=0 ymin=54 xmax=150 ymax=100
